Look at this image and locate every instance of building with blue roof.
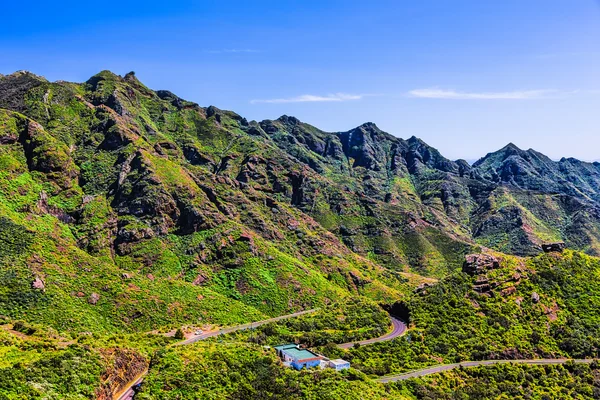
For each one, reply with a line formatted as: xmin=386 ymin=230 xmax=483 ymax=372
xmin=274 ymin=343 xmax=323 ymax=370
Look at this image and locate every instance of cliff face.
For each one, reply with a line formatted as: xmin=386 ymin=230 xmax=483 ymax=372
xmin=95 ymin=348 xmax=148 ymax=400
xmin=255 ymin=114 xmax=600 ymax=259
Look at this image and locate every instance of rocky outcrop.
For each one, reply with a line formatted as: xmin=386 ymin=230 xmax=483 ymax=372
xmin=415 ymin=282 xmax=435 ymax=294
xmin=95 ymin=348 xmax=148 ymax=400
xmin=462 ymin=254 xmax=501 ymax=276
xmin=18 ymin=119 xmax=79 ymax=191
xmin=0 ymin=71 xmax=47 ymax=112
xmin=542 ymin=242 xmax=566 ymax=253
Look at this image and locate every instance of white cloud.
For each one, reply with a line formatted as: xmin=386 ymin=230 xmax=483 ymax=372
xmin=251 ymin=93 xmax=363 ymax=104
xmin=408 ymin=88 xmax=558 ymax=100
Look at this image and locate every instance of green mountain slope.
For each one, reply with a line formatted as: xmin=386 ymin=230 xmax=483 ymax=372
xmin=2 ymin=70 xmax=600 ymax=398
xmin=0 ymin=71 xmax=414 ymax=338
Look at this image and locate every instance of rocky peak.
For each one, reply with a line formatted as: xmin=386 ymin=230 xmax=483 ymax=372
xmin=472 ymin=143 xmax=524 ymax=168
xmin=206 ymin=105 xmax=222 ymax=118
xmin=85 ymin=70 xmax=121 ymax=89
xmin=472 ymin=142 xmax=600 ymax=200
xmin=455 ymin=159 xmax=472 ymax=176
xmin=502 ymin=142 xmax=522 ymax=152
xmin=0 ymin=71 xmax=48 ymax=112
xmin=403 ymin=136 xmax=460 ymax=174
xmin=277 ymin=115 xmax=300 ymax=125
xmin=6 ymin=70 xmax=48 ymax=81
xmin=123 ymin=71 xmax=138 ymax=82
xmin=336 ymin=123 xmax=389 ymax=170
xmin=357 ymin=121 xmax=380 ymax=131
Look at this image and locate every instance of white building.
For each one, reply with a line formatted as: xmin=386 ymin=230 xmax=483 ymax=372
xmin=328 ymin=359 xmax=350 ymax=371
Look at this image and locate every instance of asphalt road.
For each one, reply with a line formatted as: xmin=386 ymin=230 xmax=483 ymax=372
xmin=116 ymin=309 xmax=317 ymax=399
xmin=376 ymin=358 xmax=598 ymax=383
xmin=115 ymin=375 xmax=144 ymax=400
xmin=178 ymin=309 xmax=317 ymax=345
xmin=337 ymin=316 xmax=407 ymax=349
xmin=117 ymin=311 xmax=599 ymax=398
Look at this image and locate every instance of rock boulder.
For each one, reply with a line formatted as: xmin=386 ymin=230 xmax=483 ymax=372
xmin=462 ymin=254 xmax=501 ymax=276
xmin=88 ymin=293 xmax=100 ymax=305
xmin=542 ymin=242 xmax=566 ymax=253
xmin=31 ymin=277 xmax=45 ymax=290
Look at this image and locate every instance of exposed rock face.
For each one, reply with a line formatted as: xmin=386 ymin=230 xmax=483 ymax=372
xmin=501 ymin=286 xmax=517 ymax=296
xmin=462 ymin=254 xmax=501 ymax=276
xmin=415 ymin=282 xmax=435 ymax=294
xmin=192 ymin=274 xmax=207 ymax=285
xmin=95 ymin=348 xmax=148 ymax=400
xmin=542 ymin=242 xmax=566 ymax=253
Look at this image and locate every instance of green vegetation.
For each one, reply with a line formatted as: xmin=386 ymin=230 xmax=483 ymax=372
xmin=217 ymin=299 xmax=390 ymax=346
xmin=2 ymin=70 xmax=600 ymax=398
xmin=0 ymin=344 xmax=104 ymax=399
xmin=336 ymin=251 xmax=600 ymax=376
xmin=137 ymin=341 xmax=407 ymax=400
xmin=394 ymin=362 xmax=600 ymax=399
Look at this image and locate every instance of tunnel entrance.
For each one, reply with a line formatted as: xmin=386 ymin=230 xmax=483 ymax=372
xmin=381 ymin=301 xmax=410 ymax=323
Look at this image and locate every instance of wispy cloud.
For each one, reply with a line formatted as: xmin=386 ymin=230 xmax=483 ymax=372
xmin=205 ymin=48 xmax=259 ymax=54
xmin=408 ymin=88 xmax=558 ymax=100
xmin=251 ymin=93 xmax=363 ymax=104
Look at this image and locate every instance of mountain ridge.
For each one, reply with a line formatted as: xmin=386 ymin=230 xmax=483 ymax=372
xmin=2 ymin=70 xmax=600 ymax=265
xmin=3 ymin=69 xmax=600 ymax=399
xmin=1 ymin=70 xmax=600 ymax=320
xmin=4 ymin=69 xmax=593 ymax=173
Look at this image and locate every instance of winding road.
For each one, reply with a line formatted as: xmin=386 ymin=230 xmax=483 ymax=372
xmin=117 ymin=312 xmax=598 ymax=398
xmin=337 ymin=316 xmax=407 ymax=349
xmin=117 ymin=309 xmax=317 ymax=399
xmin=376 ymin=358 xmax=598 ymax=383
xmin=179 ymin=309 xmax=317 ymax=345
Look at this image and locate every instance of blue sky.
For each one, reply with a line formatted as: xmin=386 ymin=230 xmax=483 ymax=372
xmin=1 ymin=0 xmax=599 ymax=161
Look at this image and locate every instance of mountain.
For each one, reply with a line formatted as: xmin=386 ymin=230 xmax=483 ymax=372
xmin=473 ymin=143 xmax=600 ymax=201
xmin=2 ymin=70 xmax=600 ymax=398
xmin=0 ymin=70 xmax=416 ymax=335
xmin=1 ymin=70 xmax=600 ymax=325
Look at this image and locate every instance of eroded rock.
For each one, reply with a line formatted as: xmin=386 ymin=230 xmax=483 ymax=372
xmin=462 ymin=254 xmax=501 ymax=276
xmin=542 ymin=242 xmax=566 ymax=253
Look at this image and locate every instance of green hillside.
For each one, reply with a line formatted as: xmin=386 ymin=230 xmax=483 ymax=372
xmin=1 ymin=70 xmax=600 ymax=398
